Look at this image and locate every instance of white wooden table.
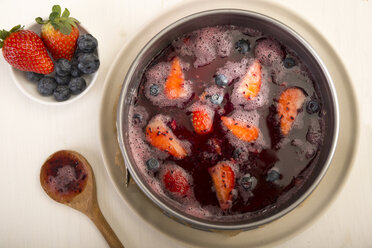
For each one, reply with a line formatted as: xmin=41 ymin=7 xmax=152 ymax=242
xmin=0 ymin=0 xmax=371 ymax=247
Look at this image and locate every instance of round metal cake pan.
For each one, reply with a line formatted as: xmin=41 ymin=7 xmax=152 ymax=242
xmin=116 ymin=9 xmax=339 ymax=231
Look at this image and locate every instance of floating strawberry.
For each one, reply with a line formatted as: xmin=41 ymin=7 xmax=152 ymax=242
xmin=145 ymin=115 xmax=188 ymax=159
xmin=36 ymin=5 xmax=79 ymax=60
xmin=0 ymin=25 xmax=54 ymax=74
xmin=208 ymin=161 xmax=235 ymax=211
xmin=164 ymin=57 xmax=187 ymax=99
xmin=160 ymin=163 xmax=192 ymax=198
xmin=236 ymin=59 xmax=262 ymax=100
xmin=277 ymin=87 xmax=306 ymax=136
xmin=191 ymin=104 xmax=214 ymax=134
xmin=221 ymin=116 xmax=259 ymax=142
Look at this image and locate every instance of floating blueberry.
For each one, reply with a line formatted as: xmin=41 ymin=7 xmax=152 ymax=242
xmin=55 ymin=59 xmax=72 ymax=76
xmin=53 ymin=85 xmax=71 ymax=102
xmin=133 ymin=113 xmax=143 ymax=124
xmin=26 ymin=71 xmax=44 ymax=82
xmin=69 ymin=77 xmax=86 ymax=95
xmin=215 ymin=74 xmax=228 ymax=87
xmin=235 ymin=39 xmax=250 ymax=54
xmin=149 ymin=84 xmax=159 ymax=96
xmin=283 ymin=57 xmax=296 ymax=68
xmin=210 ymin=93 xmax=223 ymax=105
xmin=55 ymin=75 xmax=71 ymax=85
xmin=77 ymin=53 xmax=100 ymax=74
xmin=240 ymin=174 xmax=257 ymax=191
xmin=233 ymin=148 xmax=241 ymax=159
xmin=37 ymin=77 xmax=57 ymax=96
xmin=306 ymin=100 xmax=320 ymax=114
xmin=146 ymin=158 xmax=159 ymax=171
xmin=77 ymin=34 xmax=98 ymax=53
xmin=266 ymin=170 xmax=281 ymax=182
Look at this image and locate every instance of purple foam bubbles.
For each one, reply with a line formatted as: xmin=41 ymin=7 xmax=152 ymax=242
xmin=173 ymin=26 xmax=234 ymax=68
xmin=254 ymin=38 xmax=285 ymax=66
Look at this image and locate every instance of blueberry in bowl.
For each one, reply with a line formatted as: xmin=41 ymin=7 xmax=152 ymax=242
xmin=69 ymin=77 xmax=86 ymax=95
xmin=55 ymin=59 xmax=72 ymax=77
xmin=37 ymin=77 xmax=57 ymax=96
xmin=26 ymin=72 xmax=44 ymax=82
xmin=55 ymin=75 xmax=71 ymax=85
xmin=54 ymin=85 xmax=71 ymax=102
xmin=77 ymin=53 xmax=100 ymax=74
xmin=77 ymin=34 xmax=98 ymax=53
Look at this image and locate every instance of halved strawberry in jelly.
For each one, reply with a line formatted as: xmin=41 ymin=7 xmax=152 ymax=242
xmin=191 ymin=105 xmax=214 ymax=134
xmin=221 ymin=116 xmax=259 ymax=142
xmin=208 ymin=161 xmax=235 ymax=211
xmin=145 ymin=115 xmax=188 ymax=159
xmin=164 ymin=57 xmax=187 ymax=99
xmin=161 ymin=163 xmax=191 ymax=199
xmin=236 ymin=59 xmax=262 ymax=100
xmin=277 ymin=87 xmax=306 ymax=136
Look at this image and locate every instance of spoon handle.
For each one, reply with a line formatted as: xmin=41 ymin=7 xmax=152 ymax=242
xmin=89 ymin=205 xmax=124 ymax=248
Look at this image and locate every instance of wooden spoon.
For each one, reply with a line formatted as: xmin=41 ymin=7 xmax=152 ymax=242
xmin=40 ymin=150 xmax=124 ymax=248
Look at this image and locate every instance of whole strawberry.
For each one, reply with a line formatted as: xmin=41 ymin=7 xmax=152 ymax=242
xmin=0 ymin=25 xmax=54 ymax=74
xmin=36 ymin=5 xmax=79 ymax=60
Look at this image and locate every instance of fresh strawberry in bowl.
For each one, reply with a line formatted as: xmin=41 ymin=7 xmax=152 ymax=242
xmin=1 ymin=5 xmax=100 ymax=105
xmin=0 ymin=25 xmax=54 ymax=74
xmin=36 ymin=5 xmax=80 ymax=61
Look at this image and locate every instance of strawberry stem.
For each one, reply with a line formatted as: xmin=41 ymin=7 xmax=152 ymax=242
xmin=35 ymin=17 xmax=48 ymax=24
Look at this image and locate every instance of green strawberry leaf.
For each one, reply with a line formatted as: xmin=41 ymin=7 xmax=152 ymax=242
xmin=59 ymin=22 xmax=72 ymax=35
xmin=0 ymin=40 xmax=3 ymax=48
xmin=52 ymin=5 xmax=61 ymax=16
xmin=0 ymin=25 xmax=22 ymax=42
xmin=9 ymin=25 xmax=22 ymax=33
xmin=41 ymin=5 xmax=79 ymax=34
xmin=66 ymin=18 xmax=77 ymax=28
xmin=51 ymin=21 xmax=59 ymax=31
xmin=35 ymin=17 xmax=48 ymax=24
xmin=61 ymin=8 xmax=70 ymax=18
xmin=49 ymin=11 xmax=59 ymax=21
xmin=70 ymin=17 xmax=80 ymax=24
xmin=0 ymin=30 xmax=10 ymax=40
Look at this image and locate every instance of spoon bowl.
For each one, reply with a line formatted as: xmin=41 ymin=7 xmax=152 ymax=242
xmin=40 ymin=150 xmax=124 ymax=248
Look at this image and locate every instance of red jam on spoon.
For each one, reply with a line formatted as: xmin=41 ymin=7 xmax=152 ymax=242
xmin=40 ymin=150 xmax=88 ymax=203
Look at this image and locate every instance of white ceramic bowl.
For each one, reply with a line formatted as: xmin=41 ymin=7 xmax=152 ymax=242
xmin=10 ymin=21 xmax=99 ymax=105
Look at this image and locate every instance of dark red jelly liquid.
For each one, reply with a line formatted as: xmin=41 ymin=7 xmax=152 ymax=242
xmin=132 ymin=28 xmax=322 ymax=214
xmin=41 ymin=152 xmax=88 ymax=202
